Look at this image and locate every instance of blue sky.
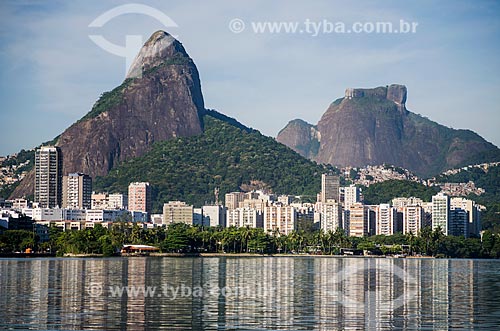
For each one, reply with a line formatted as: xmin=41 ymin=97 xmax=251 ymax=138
xmin=1 ymin=0 xmax=499 ymax=155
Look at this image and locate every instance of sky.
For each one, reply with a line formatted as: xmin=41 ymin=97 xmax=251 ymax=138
xmin=1 ymin=0 xmax=499 ymax=156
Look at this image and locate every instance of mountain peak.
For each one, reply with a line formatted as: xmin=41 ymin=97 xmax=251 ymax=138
xmin=345 ymin=84 xmax=407 ymax=112
xmin=126 ymin=30 xmax=190 ymax=79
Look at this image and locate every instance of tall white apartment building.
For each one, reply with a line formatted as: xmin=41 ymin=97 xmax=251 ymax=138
xmin=432 ymin=193 xmax=450 ymax=234
xmin=376 ymin=204 xmax=398 ymax=235
xmin=227 ymin=207 xmax=263 ymax=228
xmin=403 ymin=205 xmax=423 ymax=235
xmin=320 ymin=200 xmax=343 ymax=233
xmin=263 ymin=206 xmax=297 ymax=235
xmin=34 ymin=146 xmax=62 ymax=208
xmin=62 ymin=173 xmax=92 ymax=209
xmin=342 ymin=185 xmax=361 ymax=210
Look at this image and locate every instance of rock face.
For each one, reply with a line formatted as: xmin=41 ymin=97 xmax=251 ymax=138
xmin=11 ymin=31 xmax=204 ymax=198
xmin=277 ymin=85 xmax=500 ymax=177
xmin=276 ymin=119 xmax=320 ymax=159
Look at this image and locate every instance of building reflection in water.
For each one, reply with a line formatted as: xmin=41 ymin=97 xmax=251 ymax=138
xmin=0 ymin=257 xmax=486 ymax=330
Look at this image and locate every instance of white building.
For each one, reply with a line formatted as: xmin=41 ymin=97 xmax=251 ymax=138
xmin=403 ymin=205 xmax=423 ymax=235
xmin=432 ymin=193 xmax=450 ymax=234
xmin=34 ymin=146 xmax=62 ymax=208
xmin=320 ymin=200 xmax=343 ymax=233
xmin=392 ymin=197 xmax=424 ymax=209
xmin=108 ymin=193 xmax=128 ymax=209
xmin=263 ymin=206 xmax=297 ymax=235
xmin=85 ymin=209 xmax=129 ymax=223
xmin=376 ymin=204 xmax=397 ymax=236
xmin=342 ymin=185 xmax=361 ymax=210
xmin=227 ymin=207 xmax=263 ymax=228
xmin=25 ymin=208 xmax=64 ymax=221
xmin=202 ymin=205 xmax=227 ymax=227
xmin=62 ymin=173 xmax=92 ymax=209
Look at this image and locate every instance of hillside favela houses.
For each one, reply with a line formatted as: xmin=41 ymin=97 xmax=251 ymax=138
xmin=0 ymin=152 xmax=483 ymax=252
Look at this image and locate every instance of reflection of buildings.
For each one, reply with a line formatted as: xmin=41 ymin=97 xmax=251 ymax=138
xmin=0 ymin=257 xmax=484 ymax=330
xmin=223 ymin=258 xmax=295 ymax=329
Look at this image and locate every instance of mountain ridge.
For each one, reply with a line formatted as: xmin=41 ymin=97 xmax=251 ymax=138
xmin=277 ymin=85 xmax=500 ymax=177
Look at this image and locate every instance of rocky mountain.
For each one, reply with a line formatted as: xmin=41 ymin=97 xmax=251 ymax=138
xmin=11 ymin=31 xmax=205 ymax=198
xmin=277 ymin=84 xmax=500 ymax=177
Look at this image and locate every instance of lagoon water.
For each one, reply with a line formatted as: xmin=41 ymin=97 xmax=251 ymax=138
xmin=1 ymin=257 xmax=499 ymax=330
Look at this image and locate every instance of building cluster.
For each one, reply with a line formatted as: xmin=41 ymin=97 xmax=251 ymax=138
xmin=0 ymin=156 xmax=30 ymax=186
xmin=439 ymin=161 xmax=500 ymax=177
xmin=0 ymin=147 xmax=483 ymax=239
xmin=343 ymin=165 xmax=422 ymax=187
xmin=439 ymin=182 xmax=485 ymax=197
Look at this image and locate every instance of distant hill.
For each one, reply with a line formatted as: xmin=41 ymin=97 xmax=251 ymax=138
xmin=277 ymin=85 xmax=500 ymax=177
xmin=94 ymin=111 xmax=330 ymax=211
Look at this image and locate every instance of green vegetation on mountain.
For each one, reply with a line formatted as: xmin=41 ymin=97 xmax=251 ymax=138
xmin=362 ymin=180 xmax=439 ymax=204
xmin=94 ymin=112 xmax=332 ymax=211
xmin=78 ymin=78 xmax=134 ymax=123
xmin=436 ymin=164 xmax=500 ymax=231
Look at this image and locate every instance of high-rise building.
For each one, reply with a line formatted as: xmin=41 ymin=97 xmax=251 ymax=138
xmin=403 ymin=205 xmax=423 ymax=235
xmin=62 ymin=173 xmax=92 ymax=209
xmin=432 ymin=193 xmax=450 ymax=234
xmin=321 ymin=174 xmax=340 ymax=203
xmin=227 ymin=207 xmax=264 ymax=228
xmin=162 ymin=201 xmax=193 ymax=225
xmin=202 ymin=205 xmax=227 ymax=227
xmin=449 ymin=207 xmax=468 ymax=237
xmin=263 ymin=206 xmax=297 ymax=235
xmin=128 ymin=182 xmax=151 ymax=214
xmin=376 ymin=204 xmax=397 ymax=235
xmin=225 ymin=192 xmax=246 ymax=210
xmin=451 ymin=197 xmax=481 ymax=237
xmin=347 ymin=203 xmax=368 ymax=237
xmin=320 ymin=200 xmax=343 ymax=233
xmin=342 ymin=185 xmax=361 ymax=210
xmin=34 ymin=146 xmax=62 ymax=208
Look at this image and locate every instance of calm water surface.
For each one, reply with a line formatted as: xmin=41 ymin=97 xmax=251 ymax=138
xmin=1 ymin=257 xmax=499 ymax=330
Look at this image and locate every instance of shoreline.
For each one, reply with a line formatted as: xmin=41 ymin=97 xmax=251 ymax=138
xmin=1 ymin=252 xmax=436 ymax=259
